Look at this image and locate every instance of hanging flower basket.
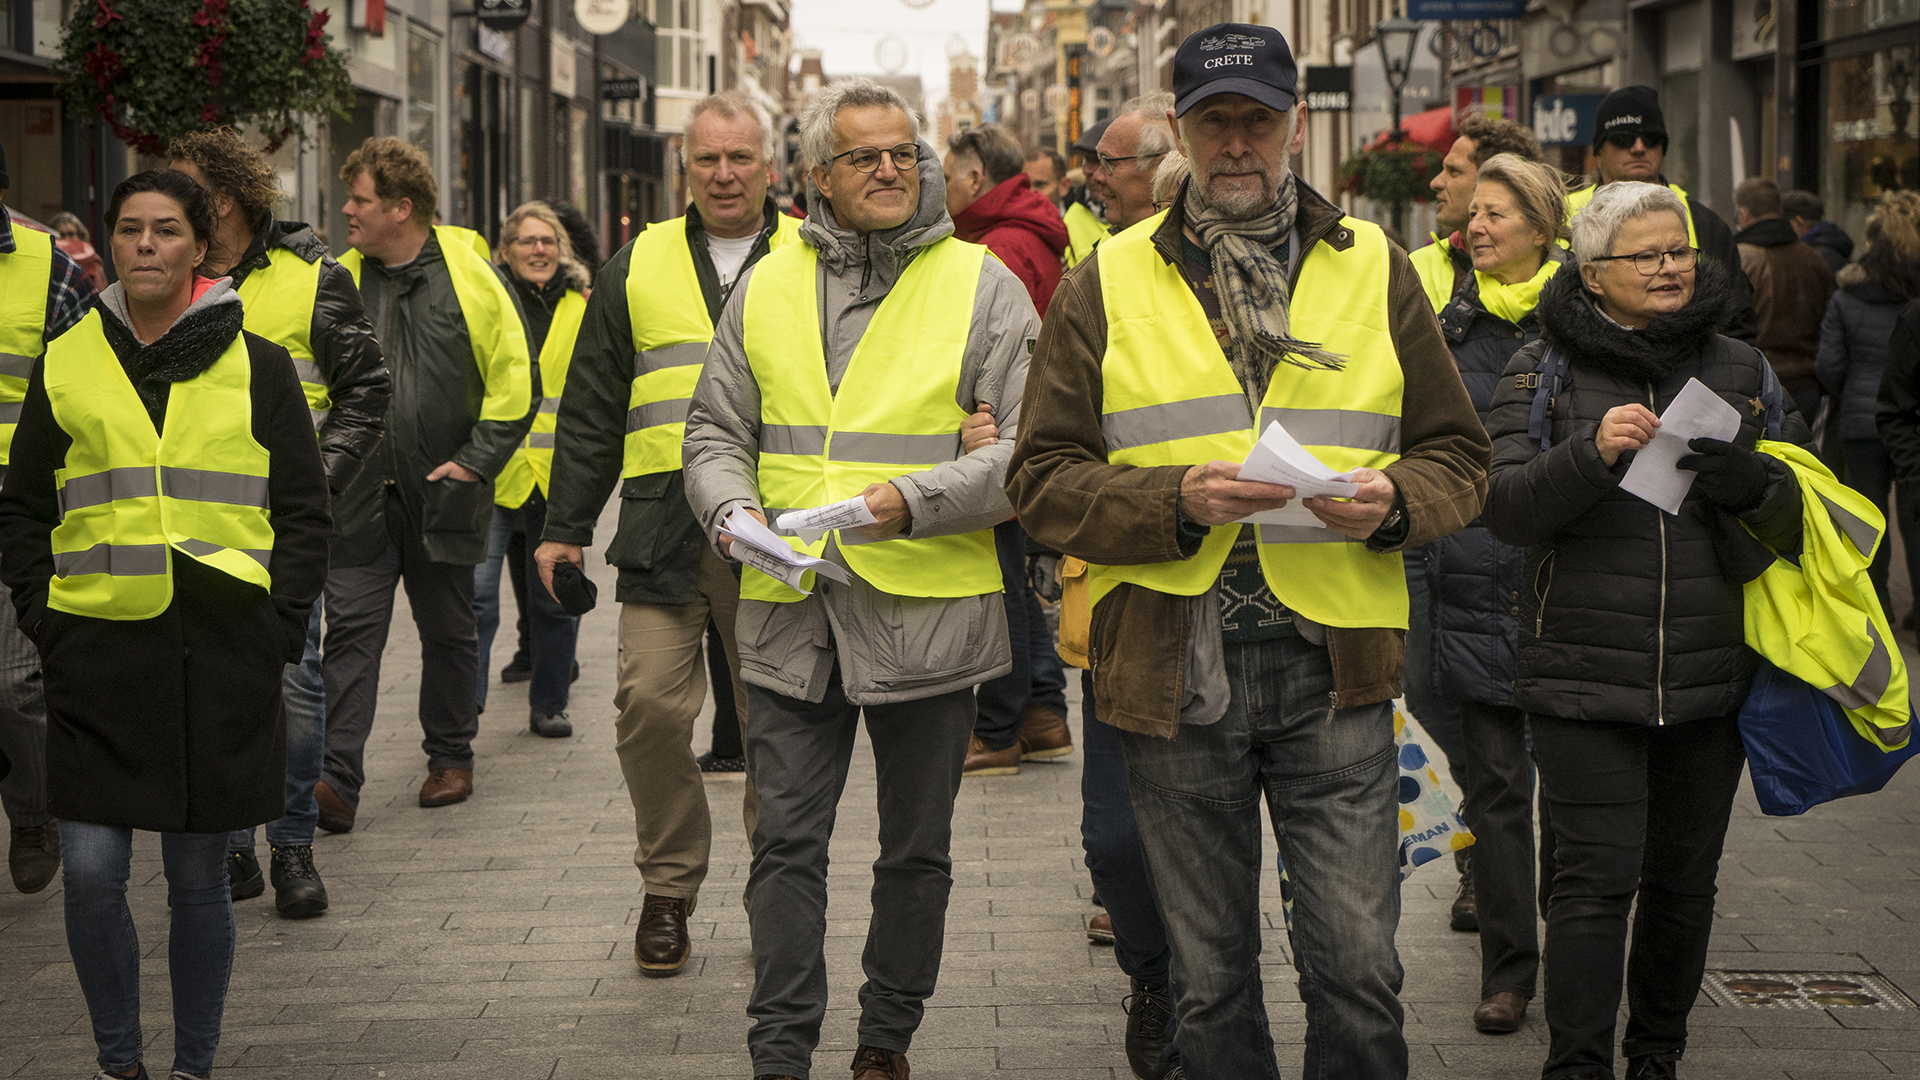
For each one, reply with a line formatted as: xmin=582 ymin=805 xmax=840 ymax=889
xmin=1338 ymin=138 xmax=1444 ymax=215
xmin=54 ymin=0 xmax=352 ymax=157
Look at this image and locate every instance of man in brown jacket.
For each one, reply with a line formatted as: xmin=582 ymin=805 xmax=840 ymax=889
xmin=1734 ymin=177 xmax=1835 ymax=419
xmin=1007 ymin=23 xmax=1488 ymax=1080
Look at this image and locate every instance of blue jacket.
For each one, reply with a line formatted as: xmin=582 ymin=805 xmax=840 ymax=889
xmin=1817 ymin=270 xmax=1905 ymax=442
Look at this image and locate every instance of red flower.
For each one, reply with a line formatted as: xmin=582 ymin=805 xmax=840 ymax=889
xmin=91 ymin=0 xmax=121 ymax=29
xmin=200 ymin=101 xmax=221 ymax=122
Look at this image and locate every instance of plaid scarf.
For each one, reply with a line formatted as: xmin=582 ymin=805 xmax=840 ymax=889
xmin=1183 ymin=171 xmax=1344 ymax=386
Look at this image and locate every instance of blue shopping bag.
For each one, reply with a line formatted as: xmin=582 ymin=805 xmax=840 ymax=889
xmin=1738 ymin=658 xmax=1920 ymax=816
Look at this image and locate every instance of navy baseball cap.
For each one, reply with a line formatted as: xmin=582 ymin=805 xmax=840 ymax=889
xmin=1172 ymin=23 xmax=1298 ymax=118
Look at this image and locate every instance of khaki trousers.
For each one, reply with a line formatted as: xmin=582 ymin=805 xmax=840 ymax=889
xmin=613 ymin=546 xmax=754 ymax=899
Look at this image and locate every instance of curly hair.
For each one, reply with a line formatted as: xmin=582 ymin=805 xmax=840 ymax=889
xmin=1460 ymin=115 xmax=1543 ymax=166
xmin=168 ymin=127 xmax=283 ymax=224
xmin=1857 ymin=189 xmax=1920 ymax=301
xmin=339 ymin=136 xmax=438 ymax=225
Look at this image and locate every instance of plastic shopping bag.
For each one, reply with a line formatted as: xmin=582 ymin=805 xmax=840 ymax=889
xmin=1739 ymin=658 xmax=1920 ymax=816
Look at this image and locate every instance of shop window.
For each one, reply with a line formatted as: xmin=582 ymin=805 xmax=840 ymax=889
xmin=1824 ymin=46 xmax=1920 ymax=237
xmin=408 ymin=25 xmax=439 ymax=158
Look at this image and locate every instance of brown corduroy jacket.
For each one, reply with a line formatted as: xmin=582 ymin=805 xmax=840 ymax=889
xmin=1006 ymin=183 xmax=1490 ymax=738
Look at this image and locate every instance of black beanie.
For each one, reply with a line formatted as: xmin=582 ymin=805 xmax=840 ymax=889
xmin=1592 ymin=85 xmax=1667 ymax=147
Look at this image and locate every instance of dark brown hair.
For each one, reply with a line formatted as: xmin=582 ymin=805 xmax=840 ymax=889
xmin=339 ymin=136 xmax=438 ymax=225
xmin=947 ymin=125 xmax=1026 ymax=186
xmin=107 ymin=169 xmax=216 ymax=244
xmin=169 ymin=126 xmax=282 ymax=224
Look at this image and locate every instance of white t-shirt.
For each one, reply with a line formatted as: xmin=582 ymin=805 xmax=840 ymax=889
xmin=707 ymin=232 xmax=759 ymax=289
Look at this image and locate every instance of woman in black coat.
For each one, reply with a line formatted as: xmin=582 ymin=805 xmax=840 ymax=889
xmin=0 ymin=169 xmax=328 ymax=1080
xmin=1421 ymin=153 xmax=1568 ymax=1037
xmin=1483 ymin=181 xmax=1809 ymax=1080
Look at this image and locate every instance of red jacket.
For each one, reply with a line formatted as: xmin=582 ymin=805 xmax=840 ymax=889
xmin=952 ymin=174 xmax=1069 ymax=315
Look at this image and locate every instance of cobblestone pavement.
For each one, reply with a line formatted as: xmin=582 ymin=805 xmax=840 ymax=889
xmin=5 ymin=540 xmax=1920 ymax=1079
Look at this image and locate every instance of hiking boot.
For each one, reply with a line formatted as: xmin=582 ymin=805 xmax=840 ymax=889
xmin=8 ymin=821 xmax=60 ymax=893
xmin=226 ymin=848 xmax=264 ymax=901
xmin=1017 ymin=703 xmax=1073 ymax=760
xmin=962 ymin=735 xmax=1020 ymax=776
xmin=1451 ymin=848 xmax=1478 ymax=932
xmin=269 ymin=843 xmax=328 ymax=918
xmin=1123 ymin=977 xmax=1176 ymax=1080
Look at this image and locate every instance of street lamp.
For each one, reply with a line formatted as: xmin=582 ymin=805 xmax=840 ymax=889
xmin=1374 ymin=16 xmax=1422 ymax=135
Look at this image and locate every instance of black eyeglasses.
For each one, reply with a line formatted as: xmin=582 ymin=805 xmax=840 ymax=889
xmin=829 ymin=143 xmax=920 ymax=173
xmin=1603 ymin=131 xmax=1667 ymax=152
xmin=1095 ymin=151 xmax=1166 ymax=174
xmin=1589 ymin=247 xmax=1697 ymax=275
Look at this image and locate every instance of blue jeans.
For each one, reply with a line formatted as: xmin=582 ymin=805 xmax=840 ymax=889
xmin=231 ymin=600 xmax=325 ymax=851
xmin=475 ymin=494 xmax=579 ymax=715
xmin=61 ymin=821 xmax=233 ymax=1077
xmin=1119 ymin=634 xmax=1406 ymax=1080
xmin=974 ymin=522 xmax=1070 ymax=750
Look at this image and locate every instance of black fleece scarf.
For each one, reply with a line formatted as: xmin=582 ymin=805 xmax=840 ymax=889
xmin=1536 ymin=256 xmax=1737 ymax=385
xmin=98 ymin=297 xmax=244 ymax=422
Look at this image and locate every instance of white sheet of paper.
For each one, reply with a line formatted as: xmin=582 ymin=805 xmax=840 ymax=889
xmin=1618 ymin=378 xmax=1745 ymax=515
xmin=777 ymin=497 xmax=880 ymax=545
xmin=723 ymin=508 xmax=852 ymax=594
xmin=1232 ymin=421 xmax=1358 ymax=527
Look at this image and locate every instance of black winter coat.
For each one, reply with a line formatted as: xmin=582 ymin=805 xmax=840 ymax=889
xmin=0 ymin=288 xmax=331 ymax=832
xmin=1876 ymin=299 xmax=1920 ymax=488
xmin=1420 ymin=256 xmax=1565 ymax=706
xmin=1483 ymin=262 xmax=1809 ymax=726
xmin=225 ymin=213 xmax=389 ymax=499
xmin=1817 ymin=270 xmax=1907 ymax=442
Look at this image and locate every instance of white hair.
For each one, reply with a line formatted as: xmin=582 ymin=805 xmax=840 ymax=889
xmin=798 ymin=77 xmax=922 ymax=169
xmin=1570 ymin=181 xmax=1689 ymax=263
xmin=1119 ymin=90 xmax=1176 ymax=165
xmin=681 ymin=90 xmax=779 ymax=169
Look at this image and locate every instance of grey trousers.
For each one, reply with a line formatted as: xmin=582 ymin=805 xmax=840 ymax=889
xmin=321 ymin=490 xmax=481 ymax=806
xmin=743 ymin=666 xmax=975 ymax=1080
xmin=0 ymin=578 xmax=47 ymax=828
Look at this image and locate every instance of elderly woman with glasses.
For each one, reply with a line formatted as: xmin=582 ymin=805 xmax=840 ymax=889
xmin=1482 ymin=181 xmax=1811 ymax=1080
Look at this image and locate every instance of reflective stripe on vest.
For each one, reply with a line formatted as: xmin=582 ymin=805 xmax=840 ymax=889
xmin=0 ymin=227 xmax=53 ymax=467
xmin=1064 ymin=201 xmax=1107 ymax=269
xmin=341 ymin=228 xmax=533 ymax=428
xmin=236 ymin=246 xmax=329 ymax=429
xmin=1565 ymin=182 xmax=1700 ymax=249
xmin=738 ymin=236 xmax=1001 ymax=602
xmin=498 ymin=288 xmax=588 ymax=506
xmin=43 ymin=310 xmax=273 ymax=620
xmin=1090 ymin=212 xmax=1409 ymax=629
xmin=622 ymin=214 xmax=804 ymax=478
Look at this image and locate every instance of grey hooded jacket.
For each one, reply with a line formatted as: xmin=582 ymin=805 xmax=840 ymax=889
xmin=682 ymin=142 xmax=1040 ymax=705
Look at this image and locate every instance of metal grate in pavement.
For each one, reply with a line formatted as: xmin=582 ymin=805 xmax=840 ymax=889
xmin=1701 ymin=971 xmax=1915 ymax=1010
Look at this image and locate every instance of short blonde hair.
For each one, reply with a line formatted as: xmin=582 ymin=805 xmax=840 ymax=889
xmin=340 ymin=136 xmax=437 ymax=226
xmin=1474 ymin=153 xmax=1570 ymax=247
xmin=1152 ymin=152 xmax=1188 ymax=209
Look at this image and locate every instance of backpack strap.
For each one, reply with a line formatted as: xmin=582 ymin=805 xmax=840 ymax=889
xmin=1523 ymin=346 xmax=1570 ymax=455
xmin=1754 ymin=349 xmax=1785 ymax=441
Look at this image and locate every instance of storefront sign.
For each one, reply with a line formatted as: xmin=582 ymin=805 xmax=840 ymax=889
xmin=1305 ymin=66 xmax=1352 ymax=112
xmin=1408 ymin=0 xmax=1526 ymax=19
xmin=575 ymin=0 xmax=630 ymax=36
xmin=478 ymin=0 xmax=531 ymax=32
xmin=1454 ymin=85 xmax=1519 ymax=127
xmin=551 ymin=37 xmax=578 ymax=98
xmin=478 ymin=24 xmax=511 ymax=61
xmin=601 ymin=77 xmax=643 ymax=100
xmin=1531 ymin=93 xmax=1606 ymax=146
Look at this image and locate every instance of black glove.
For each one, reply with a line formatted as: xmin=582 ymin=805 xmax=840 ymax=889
xmin=1677 ymin=437 xmax=1770 ymax=511
xmin=550 ymin=560 xmax=598 ymax=616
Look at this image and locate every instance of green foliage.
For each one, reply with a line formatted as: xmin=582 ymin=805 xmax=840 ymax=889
xmin=1338 ymin=140 xmax=1444 ymax=213
xmin=54 ymin=0 xmax=352 ymax=157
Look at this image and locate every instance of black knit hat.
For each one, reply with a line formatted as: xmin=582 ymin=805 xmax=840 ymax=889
xmin=1071 ymin=117 xmax=1113 ymax=159
xmin=1592 ymin=85 xmax=1666 ymax=148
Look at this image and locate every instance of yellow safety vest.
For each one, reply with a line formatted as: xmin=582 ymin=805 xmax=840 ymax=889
xmin=0 ymin=226 xmax=54 ymax=465
xmin=440 ymin=224 xmax=494 ymax=262
xmin=1064 ymin=201 xmax=1107 ymax=268
xmin=340 ymin=231 xmax=532 ymax=427
xmin=43 ymin=310 xmax=274 ymax=620
xmin=623 ymin=214 xmax=803 ymax=478
xmin=1566 ymin=181 xmax=1699 ymax=249
xmin=1091 ymin=212 xmax=1409 ymax=629
xmin=496 ymin=288 xmax=587 ymax=507
xmin=1745 ymin=441 xmax=1912 ymax=749
xmin=235 ymin=246 xmax=329 ymax=430
xmin=737 ymin=235 xmax=1002 ymax=602
xmin=1410 ymin=233 xmax=1462 ymax=314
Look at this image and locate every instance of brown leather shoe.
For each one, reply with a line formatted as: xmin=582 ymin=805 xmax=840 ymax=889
xmin=1473 ymin=991 xmax=1528 ymax=1034
xmin=9 ymin=820 xmax=60 ymax=893
xmin=418 ymin=768 xmax=473 ymax=807
xmin=962 ymin=734 xmax=1020 ymax=776
xmin=1017 ymin=703 xmax=1074 ymax=760
xmin=1087 ymin=910 xmax=1115 ymax=945
xmin=851 ymin=1045 xmax=909 ymax=1080
xmin=314 ymin=779 xmax=356 ymax=833
xmin=634 ymin=893 xmax=694 ymax=976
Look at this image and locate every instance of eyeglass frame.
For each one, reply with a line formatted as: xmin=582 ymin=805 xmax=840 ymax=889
xmin=827 ymin=143 xmax=921 ymax=173
xmin=1587 ymin=246 xmax=1698 ymax=276
xmin=1094 ymin=151 xmax=1166 ymax=175
xmin=509 ymin=235 xmax=560 ymax=250
xmin=1601 ymin=130 xmax=1667 ymax=152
